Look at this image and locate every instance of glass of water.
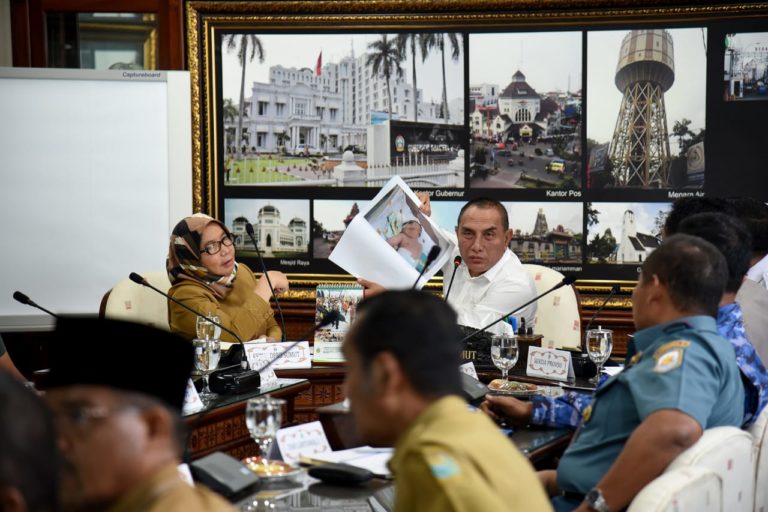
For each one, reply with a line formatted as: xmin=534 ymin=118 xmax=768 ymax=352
xmin=586 ymin=327 xmax=613 ymax=385
xmin=196 ymin=313 xmax=219 ymax=340
xmin=246 ymin=396 xmax=285 ymax=463
xmin=491 ymin=334 xmax=519 ymax=381
xmin=193 ymin=338 xmax=220 ymax=401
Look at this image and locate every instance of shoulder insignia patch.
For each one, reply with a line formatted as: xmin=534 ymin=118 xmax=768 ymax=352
xmin=628 ymin=351 xmax=644 ymax=367
xmin=426 ymin=453 xmax=460 ymax=480
xmin=653 ymin=340 xmax=690 ymax=360
xmin=582 ymin=404 xmax=593 ymax=423
xmin=654 ymin=348 xmax=684 ymax=373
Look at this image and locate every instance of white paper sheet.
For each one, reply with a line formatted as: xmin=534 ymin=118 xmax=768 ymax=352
xmin=329 ymin=176 xmax=455 ymax=289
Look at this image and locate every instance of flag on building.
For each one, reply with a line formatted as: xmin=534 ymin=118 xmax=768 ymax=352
xmin=316 ymin=52 xmax=322 ymax=76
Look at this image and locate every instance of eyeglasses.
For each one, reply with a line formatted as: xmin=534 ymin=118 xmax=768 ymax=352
xmin=52 ymin=404 xmax=140 ymax=431
xmin=201 ymin=233 xmax=234 ymax=256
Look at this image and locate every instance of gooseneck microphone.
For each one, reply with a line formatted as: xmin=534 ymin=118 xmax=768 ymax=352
xmin=245 ymin=222 xmax=287 ymax=342
xmin=443 ymin=256 xmax=462 ymax=302
xmin=128 ymin=272 xmax=250 ymax=369
xmin=411 ymin=245 xmax=442 ymax=290
xmin=582 ymin=284 xmax=621 ymax=353
xmin=459 ymin=275 xmax=577 ymax=343
xmin=12 ymin=291 xmax=59 ymax=318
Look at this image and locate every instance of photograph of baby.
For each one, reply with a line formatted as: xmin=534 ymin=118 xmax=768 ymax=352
xmin=363 ymin=185 xmax=439 ymax=273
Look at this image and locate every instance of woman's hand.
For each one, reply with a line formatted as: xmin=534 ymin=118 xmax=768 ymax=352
xmin=254 ymin=270 xmax=289 ymax=301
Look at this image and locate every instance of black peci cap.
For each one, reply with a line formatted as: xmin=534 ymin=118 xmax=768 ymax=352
xmin=47 ymin=316 xmax=194 ymax=411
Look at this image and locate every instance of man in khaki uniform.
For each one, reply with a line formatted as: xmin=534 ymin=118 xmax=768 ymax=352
xmin=45 ymin=317 xmax=235 ymax=512
xmin=343 ymin=290 xmax=552 ymax=511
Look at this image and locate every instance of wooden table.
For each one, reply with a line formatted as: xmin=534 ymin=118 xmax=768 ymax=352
xmin=184 ymin=378 xmax=310 ymax=460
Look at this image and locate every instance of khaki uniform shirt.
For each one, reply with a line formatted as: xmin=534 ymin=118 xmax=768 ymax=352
xmin=389 ymin=395 xmax=552 ymax=512
xmin=168 ymin=263 xmax=281 ymax=342
xmin=106 ymin=464 xmax=235 ymax=512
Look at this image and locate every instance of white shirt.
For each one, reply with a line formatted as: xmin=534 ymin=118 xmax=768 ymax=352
xmin=441 ymin=235 xmax=537 ymax=333
xmin=746 ymin=253 xmax=768 ymax=289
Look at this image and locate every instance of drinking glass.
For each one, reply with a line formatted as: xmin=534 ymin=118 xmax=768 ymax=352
xmin=245 ymin=396 xmax=285 ymax=465
xmin=586 ymin=327 xmax=613 ymax=385
xmin=490 ymin=334 xmax=519 ymax=381
xmin=193 ymin=338 xmax=220 ymax=401
xmin=196 ymin=313 xmax=219 ymax=340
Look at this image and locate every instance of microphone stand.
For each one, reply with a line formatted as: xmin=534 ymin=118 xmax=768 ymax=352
xmin=245 ymin=222 xmax=287 ymax=342
xmin=443 ymin=256 xmax=462 ymax=302
xmin=12 ymin=291 xmax=59 ymax=318
xmin=128 ymin=273 xmax=250 ymax=370
xmin=411 ymin=246 xmax=441 ymax=290
xmin=581 ymin=284 xmax=621 ymax=353
xmin=459 ymin=275 xmax=576 ymax=343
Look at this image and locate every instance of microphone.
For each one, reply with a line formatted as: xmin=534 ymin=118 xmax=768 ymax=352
xmin=12 ymin=291 xmax=59 ymax=318
xmin=411 ymin=245 xmax=441 ymax=290
xmin=582 ymin=284 xmax=621 ymax=353
xmin=459 ymin=275 xmax=577 ymax=343
xmin=128 ymin=272 xmax=250 ymax=369
xmin=443 ymin=256 xmax=462 ymax=302
xmin=245 ymin=222 xmax=287 ymax=342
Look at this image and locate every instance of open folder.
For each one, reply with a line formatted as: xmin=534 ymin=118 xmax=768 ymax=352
xmin=299 ymin=446 xmax=394 ymax=479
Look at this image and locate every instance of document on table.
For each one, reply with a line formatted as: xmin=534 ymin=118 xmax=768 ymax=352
xmin=300 ymin=446 xmax=394 ymax=478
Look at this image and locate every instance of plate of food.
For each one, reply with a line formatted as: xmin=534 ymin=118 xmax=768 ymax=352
xmin=242 ymin=457 xmax=304 ymax=481
xmin=487 ymin=379 xmax=539 ymax=397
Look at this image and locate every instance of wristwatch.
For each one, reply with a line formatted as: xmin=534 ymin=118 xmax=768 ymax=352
xmin=584 ymin=488 xmax=610 ymax=512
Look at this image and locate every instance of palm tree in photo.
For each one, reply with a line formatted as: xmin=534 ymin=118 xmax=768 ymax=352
xmin=397 ymin=33 xmax=425 ymax=123
xmin=225 ymin=34 xmax=264 ymax=158
xmin=222 ymin=98 xmax=239 ymax=150
xmin=420 ymin=33 xmax=461 ymax=123
xmin=366 ymin=34 xmax=404 ymax=122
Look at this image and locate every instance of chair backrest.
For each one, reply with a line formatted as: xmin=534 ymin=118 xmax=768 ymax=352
xmin=666 ymin=426 xmax=755 ymax=512
xmin=628 ymin=466 xmax=722 ymax=512
xmin=100 ymin=272 xmax=172 ymax=331
xmin=522 ymin=264 xmax=581 ymax=349
xmin=747 ymin=406 xmax=768 ymax=512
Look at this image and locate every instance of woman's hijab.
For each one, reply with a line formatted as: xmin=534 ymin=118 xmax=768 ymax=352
xmin=166 ymin=213 xmax=238 ymax=299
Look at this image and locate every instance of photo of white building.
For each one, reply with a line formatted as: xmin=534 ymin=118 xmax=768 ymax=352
xmin=224 ymin=199 xmax=310 ymax=258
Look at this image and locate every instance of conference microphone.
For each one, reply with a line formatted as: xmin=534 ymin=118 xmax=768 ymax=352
xmin=459 ymin=275 xmax=577 ymax=343
xmin=581 ymin=284 xmax=621 ymax=353
xmin=245 ymin=222 xmax=287 ymax=342
xmin=12 ymin=291 xmax=59 ymax=318
xmin=411 ymin=245 xmax=442 ymax=290
xmin=443 ymin=256 xmax=462 ymax=302
xmin=128 ymin=272 xmax=250 ymax=370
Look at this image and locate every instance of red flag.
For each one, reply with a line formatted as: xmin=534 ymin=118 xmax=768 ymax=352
xmin=315 ymin=51 xmax=322 ymax=76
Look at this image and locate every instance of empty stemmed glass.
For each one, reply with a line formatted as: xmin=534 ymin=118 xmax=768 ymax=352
xmin=586 ymin=327 xmax=613 ymax=385
xmin=193 ymin=338 xmax=220 ymax=402
xmin=245 ymin=396 xmax=285 ymax=467
xmin=491 ymin=333 xmax=519 ymax=382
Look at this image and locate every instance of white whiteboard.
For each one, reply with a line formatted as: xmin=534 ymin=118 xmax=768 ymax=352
xmin=0 ymin=68 xmax=192 ymax=331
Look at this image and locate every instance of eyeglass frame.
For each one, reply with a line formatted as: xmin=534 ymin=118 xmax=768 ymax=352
xmin=200 ymin=233 xmax=234 ymax=256
xmin=51 ymin=403 xmax=142 ymax=431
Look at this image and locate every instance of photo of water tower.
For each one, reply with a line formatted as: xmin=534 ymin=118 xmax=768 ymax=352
xmin=587 ymin=28 xmax=707 ymax=189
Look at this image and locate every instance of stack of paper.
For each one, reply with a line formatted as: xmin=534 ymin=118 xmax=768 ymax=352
xmin=300 ymin=446 xmax=394 ymax=479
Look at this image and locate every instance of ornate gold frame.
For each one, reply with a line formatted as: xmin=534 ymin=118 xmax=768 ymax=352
xmin=185 ymin=1 xmax=768 ymax=305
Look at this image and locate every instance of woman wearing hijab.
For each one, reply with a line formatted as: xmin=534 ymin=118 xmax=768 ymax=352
xmin=166 ymin=213 xmax=287 ymax=342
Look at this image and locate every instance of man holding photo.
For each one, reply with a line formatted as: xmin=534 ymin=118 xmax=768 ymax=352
xmin=361 ymin=193 xmax=536 ymax=331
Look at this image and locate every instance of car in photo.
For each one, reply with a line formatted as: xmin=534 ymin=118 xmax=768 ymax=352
xmin=292 ymin=144 xmax=322 ymax=156
xmin=546 ymin=158 xmax=566 ymax=174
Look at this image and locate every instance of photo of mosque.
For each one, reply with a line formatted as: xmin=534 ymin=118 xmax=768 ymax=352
xmin=224 ymin=199 xmax=310 ymax=259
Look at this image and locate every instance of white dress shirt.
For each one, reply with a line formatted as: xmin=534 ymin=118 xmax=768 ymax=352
xmin=746 ymin=253 xmax=768 ymax=289
xmin=441 ymin=235 xmax=537 ymax=333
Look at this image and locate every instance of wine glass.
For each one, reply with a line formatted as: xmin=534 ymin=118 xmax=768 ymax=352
xmin=196 ymin=313 xmax=219 ymax=340
xmin=245 ymin=396 xmax=285 ymax=466
xmin=193 ymin=338 xmax=220 ymax=401
xmin=586 ymin=327 xmax=613 ymax=385
xmin=491 ymin=334 xmax=519 ymax=381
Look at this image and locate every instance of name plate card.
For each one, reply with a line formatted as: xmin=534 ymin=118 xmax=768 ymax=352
xmin=274 ymin=421 xmax=332 ymax=465
xmin=182 ymin=379 xmax=205 ymax=415
xmin=244 ymin=341 xmax=312 ymax=370
xmin=526 ymin=347 xmax=575 ymax=382
xmin=459 ymin=361 xmax=479 ymax=380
